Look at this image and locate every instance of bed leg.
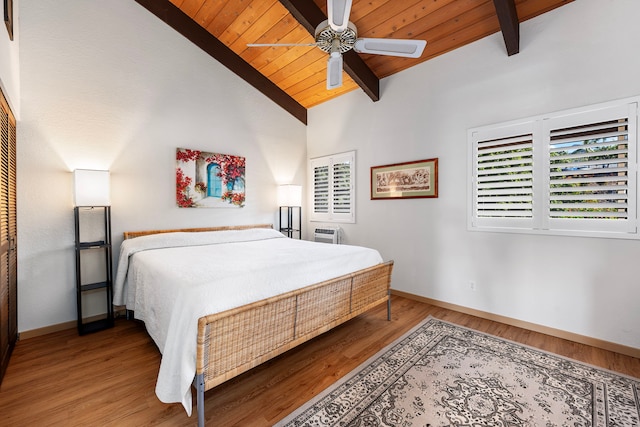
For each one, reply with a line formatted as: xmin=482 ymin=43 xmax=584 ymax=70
xmin=387 ymin=291 xmax=391 ymax=321
xmin=196 ymin=373 xmax=205 ymax=427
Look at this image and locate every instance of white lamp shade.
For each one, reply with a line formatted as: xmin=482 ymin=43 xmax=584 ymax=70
xmin=278 ymin=184 xmax=302 ymax=206
xmin=74 ymin=169 xmax=111 ymax=206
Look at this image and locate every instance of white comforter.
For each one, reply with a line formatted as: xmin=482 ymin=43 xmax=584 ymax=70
xmin=113 ymin=228 xmax=383 ymax=416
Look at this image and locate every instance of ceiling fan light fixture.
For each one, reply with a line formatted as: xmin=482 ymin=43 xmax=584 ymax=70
xmin=247 ymin=0 xmax=429 ymax=92
xmin=327 ymin=0 xmax=353 ymax=32
xmin=315 ymin=20 xmax=357 ymax=54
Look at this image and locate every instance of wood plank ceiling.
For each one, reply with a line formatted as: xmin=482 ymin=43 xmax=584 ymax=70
xmin=135 ymin=0 xmax=573 ymax=124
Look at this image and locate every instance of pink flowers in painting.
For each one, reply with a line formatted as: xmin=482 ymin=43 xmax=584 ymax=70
xmin=221 ymin=191 xmax=245 ymax=206
xmin=176 ymin=168 xmax=195 ymax=208
xmin=175 ymin=148 xmax=246 ymax=208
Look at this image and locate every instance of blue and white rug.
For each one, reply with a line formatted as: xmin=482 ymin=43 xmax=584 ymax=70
xmin=276 ymin=317 xmax=640 ymax=426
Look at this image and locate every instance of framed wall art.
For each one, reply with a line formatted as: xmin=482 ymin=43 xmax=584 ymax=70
xmin=176 ymin=148 xmax=245 ymax=208
xmin=371 ymin=158 xmax=438 ymax=200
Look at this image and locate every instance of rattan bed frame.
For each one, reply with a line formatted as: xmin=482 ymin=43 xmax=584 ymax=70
xmin=123 ymin=224 xmax=394 ymax=427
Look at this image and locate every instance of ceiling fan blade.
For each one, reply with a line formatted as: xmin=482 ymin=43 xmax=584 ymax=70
xmin=327 ymin=0 xmax=353 ymax=33
xmin=326 ymin=52 xmax=343 ymax=90
xmin=353 ymin=38 xmax=427 ymax=58
xmin=247 ymin=43 xmax=317 ymax=47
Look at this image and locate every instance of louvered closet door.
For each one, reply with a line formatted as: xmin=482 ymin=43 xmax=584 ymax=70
xmin=8 ymin=106 xmax=16 ymax=356
xmin=0 ymin=88 xmax=17 ymax=385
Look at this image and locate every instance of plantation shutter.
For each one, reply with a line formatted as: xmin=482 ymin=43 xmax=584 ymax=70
xmin=470 ymin=121 xmax=537 ymax=230
xmin=332 ymin=159 xmax=352 ymax=215
xmin=312 ymin=163 xmax=329 ymax=214
xmin=543 ymin=102 xmax=637 ymax=234
xmin=470 ymin=97 xmax=639 ymax=238
xmin=310 ymin=151 xmax=355 ymax=223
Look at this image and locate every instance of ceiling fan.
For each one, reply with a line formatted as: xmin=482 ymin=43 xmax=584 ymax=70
xmin=247 ymin=0 xmax=427 ymax=90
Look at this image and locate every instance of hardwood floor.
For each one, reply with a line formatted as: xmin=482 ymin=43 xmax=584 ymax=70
xmin=0 ymin=295 xmax=638 ymax=426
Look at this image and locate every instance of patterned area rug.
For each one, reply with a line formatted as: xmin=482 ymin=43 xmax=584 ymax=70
xmin=276 ymin=317 xmax=640 ymax=426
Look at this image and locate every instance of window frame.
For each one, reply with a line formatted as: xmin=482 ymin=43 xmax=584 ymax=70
xmin=309 ymin=150 xmax=356 ymax=224
xmin=468 ymin=97 xmax=639 ymax=239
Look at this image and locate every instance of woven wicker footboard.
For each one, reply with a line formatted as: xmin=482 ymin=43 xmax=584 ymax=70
xmin=194 ymin=260 xmax=394 ymax=426
xmin=121 ymin=225 xmax=392 ymax=426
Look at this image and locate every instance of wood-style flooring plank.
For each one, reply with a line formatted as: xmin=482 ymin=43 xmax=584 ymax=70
xmin=0 ymin=296 xmax=638 ymax=426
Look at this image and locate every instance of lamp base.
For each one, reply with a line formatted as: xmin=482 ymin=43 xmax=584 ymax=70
xmin=279 ymin=206 xmax=301 ymax=239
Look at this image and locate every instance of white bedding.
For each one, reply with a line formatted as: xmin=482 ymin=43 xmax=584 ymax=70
xmin=113 ymin=228 xmax=383 ymax=416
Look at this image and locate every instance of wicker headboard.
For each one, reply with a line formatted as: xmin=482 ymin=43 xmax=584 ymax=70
xmin=123 ymin=223 xmax=273 ymax=240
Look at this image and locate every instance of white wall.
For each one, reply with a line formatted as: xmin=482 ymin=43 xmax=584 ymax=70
xmin=0 ymin=0 xmax=19 ymax=115
xmin=308 ymin=0 xmax=640 ymax=349
xmin=17 ymin=0 xmax=306 ymax=332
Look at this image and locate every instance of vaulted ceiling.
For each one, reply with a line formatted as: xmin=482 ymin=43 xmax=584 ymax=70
xmin=135 ymin=0 xmax=573 ymax=124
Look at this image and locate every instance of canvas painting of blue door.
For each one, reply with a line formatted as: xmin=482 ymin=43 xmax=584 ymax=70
xmin=176 ymin=148 xmax=245 ymax=208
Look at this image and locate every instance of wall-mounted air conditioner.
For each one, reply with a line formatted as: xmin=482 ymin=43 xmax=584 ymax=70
xmin=314 ymin=226 xmax=341 ymax=244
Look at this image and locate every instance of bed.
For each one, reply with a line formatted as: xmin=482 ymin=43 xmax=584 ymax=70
xmin=112 ymin=224 xmax=393 ymax=426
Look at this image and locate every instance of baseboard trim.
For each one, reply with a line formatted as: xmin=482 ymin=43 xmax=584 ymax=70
xmin=20 ymin=296 xmax=639 ymax=360
xmin=391 ymin=289 xmax=640 ymax=359
xmin=18 ymin=309 xmax=128 ymax=341
xmin=19 ymin=320 xmax=77 ymax=340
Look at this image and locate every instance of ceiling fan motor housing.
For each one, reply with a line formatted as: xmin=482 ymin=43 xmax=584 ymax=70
xmin=315 ymin=19 xmax=357 ymax=54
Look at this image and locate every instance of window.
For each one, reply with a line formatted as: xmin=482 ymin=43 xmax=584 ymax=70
xmin=469 ymin=97 xmax=638 ymax=239
xmin=310 ymin=151 xmax=355 ymax=223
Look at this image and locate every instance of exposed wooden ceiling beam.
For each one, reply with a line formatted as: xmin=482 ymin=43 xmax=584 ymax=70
xmin=134 ymin=0 xmax=307 ymax=124
xmin=493 ymin=0 xmax=520 ymax=56
xmin=278 ymin=0 xmax=380 ymax=102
